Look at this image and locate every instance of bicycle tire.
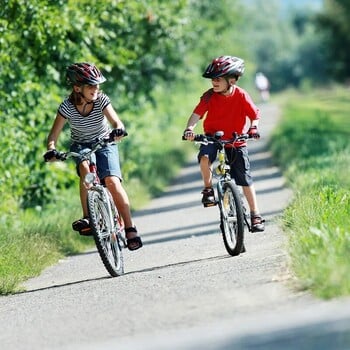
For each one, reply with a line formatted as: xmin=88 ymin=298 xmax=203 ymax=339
xmin=88 ymin=189 xmax=124 ymax=277
xmin=218 ymin=181 xmax=245 ymax=256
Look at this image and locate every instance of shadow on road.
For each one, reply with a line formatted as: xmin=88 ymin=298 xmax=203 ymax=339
xmin=123 ymin=253 xmax=232 ymax=276
xmin=133 ymin=200 xmax=202 ymax=217
xmin=18 ymin=254 xmax=232 ymax=295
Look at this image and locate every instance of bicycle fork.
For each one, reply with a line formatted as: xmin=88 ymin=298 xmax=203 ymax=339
xmin=239 ymin=189 xmax=252 ymax=232
xmin=218 ymin=180 xmax=252 ymax=232
xmin=216 ymin=181 xmax=226 ymax=217
xmin=103 ymin=188 xmax=126 ymax=247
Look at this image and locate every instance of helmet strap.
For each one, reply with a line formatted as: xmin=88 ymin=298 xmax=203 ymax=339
xmin=80 ymin=92 xmax=93 ymax=103
xmin=221 ymin=78 xmax=234 ymax=94
xmin=76 ymin=86 xmax=94 ymax=104
xmin=71 ymin=85 xmax=94 ymax=106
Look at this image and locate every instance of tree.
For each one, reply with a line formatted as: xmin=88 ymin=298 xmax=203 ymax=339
xmin=0 ymin=0 xmax=190 ymax=211
xmin=242 ymin=0 xmax=327 ymax=91
xmin=315 ymin=0 xmax=350 ymax=81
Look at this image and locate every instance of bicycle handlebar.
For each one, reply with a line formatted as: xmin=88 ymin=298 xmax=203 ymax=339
xmin=182 ymin=131 xmax=251 ymax=145
xmin=55 ymin=138 xmax=110 ymax=161
xmin=54 ymin=130 xmax=128 ymax=162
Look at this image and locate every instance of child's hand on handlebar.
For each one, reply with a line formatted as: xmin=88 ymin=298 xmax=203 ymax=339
xmin=183 ymin=128 xmax=195 ymax=141
xmin=43 ymin=149 xmax=59 ymax=162
xmin=109 ymin=128 xmax=128 ymax=142
xmin=247 ymin=126 xmax=260 ymax=139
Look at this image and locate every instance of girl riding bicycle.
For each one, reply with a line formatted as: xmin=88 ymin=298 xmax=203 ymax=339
xmin=44 ymin=62 xmax=142 ymax=251
xmin=183 ymin=55 xmax=265 ymax=233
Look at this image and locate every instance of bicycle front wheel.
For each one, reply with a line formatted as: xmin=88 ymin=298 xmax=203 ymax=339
xmin=88 ymin=190 xmax=124 ymax=277
xmin=219 ymin=181 xmax=245 ymax=256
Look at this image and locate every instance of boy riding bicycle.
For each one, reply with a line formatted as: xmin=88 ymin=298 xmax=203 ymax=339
xmin=183 ymin=55 xmax=265 ymax=233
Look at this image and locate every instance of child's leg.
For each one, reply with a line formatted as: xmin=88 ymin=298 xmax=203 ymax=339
xmin=199 ymin=155 xmax=215 ymax=206
xmin=242 ymin=185 xmax=265 ymax=232
xmin=242 ymin=184 xmax=260 ymax=215
xmin=199 ymin=155 xmax=213 ymax=188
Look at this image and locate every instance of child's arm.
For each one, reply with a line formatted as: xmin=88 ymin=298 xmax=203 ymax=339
xmin=183 ymin=113 xmax=201 ymax=140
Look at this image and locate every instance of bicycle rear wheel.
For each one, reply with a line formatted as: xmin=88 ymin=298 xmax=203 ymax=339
xmin=88 ymin=189 xmax=124 ymax=277
xmin=219 ymin=181 xmax=245 ymax=256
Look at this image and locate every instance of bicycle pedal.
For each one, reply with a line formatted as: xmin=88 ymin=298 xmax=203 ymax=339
xmin=203 ymin=202 xmax=217 ymax=208
xmin=79 ymin=227 xmax=93 ymax=236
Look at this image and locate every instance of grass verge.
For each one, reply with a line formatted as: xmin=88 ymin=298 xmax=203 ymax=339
xmin=0 ymin=193 xmax=93 ymax=294
xmin=271 ymin=86 xmax=350 ymax=299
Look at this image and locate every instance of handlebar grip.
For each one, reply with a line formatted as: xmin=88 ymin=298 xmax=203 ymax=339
xmin=194 ymin=134 xmax=206 ymax=142
xmin=182 ymin=134 xmax=207 ymax=142
xmin=234 ymin=133 xmax=250 ymax=141
xmin=55 ymin=151 xmax=67 ymax=161
xmin=109 ymin=128 xmax=128 ymax=142
xmin=44 ymin=149 xmax=59 ymax=162
xmin=114 ymin=128 xmax=128 ymax=137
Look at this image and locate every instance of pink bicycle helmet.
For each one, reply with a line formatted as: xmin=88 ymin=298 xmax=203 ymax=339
xmin=66 ymin=62 xmax=106 ymax=85
xmin=202 ymin=56 xmax=245 ymax=79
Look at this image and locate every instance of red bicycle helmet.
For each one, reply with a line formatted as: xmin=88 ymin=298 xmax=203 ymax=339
xmin=202 ymin=56 xmax=245 ymax=79
xmin=66 ymin=62 xmax=106 ymax=85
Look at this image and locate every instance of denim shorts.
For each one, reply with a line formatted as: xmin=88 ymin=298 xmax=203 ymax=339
xmin=70 ymin=142 xmax=122 ymax=181
xmin=198 ymin=143 xmax=253 ymax=186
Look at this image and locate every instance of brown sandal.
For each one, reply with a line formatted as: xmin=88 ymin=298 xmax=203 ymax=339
xmin=72 ymin=217 xmax=92 ymax=236
xmin=251 ymin=215 xmax=265 ymax=233
xmin=125 ymin=227 xmax=143 ymax=251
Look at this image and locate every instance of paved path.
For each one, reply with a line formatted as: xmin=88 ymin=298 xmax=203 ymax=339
xmin=1 ymin=104 xmax=350 ymax=350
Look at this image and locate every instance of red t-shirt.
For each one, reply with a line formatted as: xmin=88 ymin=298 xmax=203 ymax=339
xmin=193 ymin=86 xmax=260 ymax=146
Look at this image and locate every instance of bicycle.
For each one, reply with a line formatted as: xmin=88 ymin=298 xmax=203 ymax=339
xmin=185 ymin=131 xmax=253 ymax=256
xmin=52 ymin=136 xmax=127 ymax=277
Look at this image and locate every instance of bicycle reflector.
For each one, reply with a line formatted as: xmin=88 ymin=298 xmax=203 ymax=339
xmin=85 ymin=172 xmax=96 ymax=185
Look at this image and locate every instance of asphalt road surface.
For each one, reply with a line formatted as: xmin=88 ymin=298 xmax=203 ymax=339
xmin=1 ymin=104 xmax=350 ymax=350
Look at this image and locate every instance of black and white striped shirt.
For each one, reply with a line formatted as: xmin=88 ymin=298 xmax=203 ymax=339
xmin=58 ymin=93 xmax=111 ymax=143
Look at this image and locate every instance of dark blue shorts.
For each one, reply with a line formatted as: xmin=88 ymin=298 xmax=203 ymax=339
xmin=198 ymin=143 xmax=253 ymax=186
xmin=70 ymin=142 xmax=122 ymax=181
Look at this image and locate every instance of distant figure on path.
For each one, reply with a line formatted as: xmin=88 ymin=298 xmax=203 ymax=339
xmin=255 ymin=72 xmax=270 ymax=103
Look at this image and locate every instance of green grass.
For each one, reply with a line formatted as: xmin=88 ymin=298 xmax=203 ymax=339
xmin=271 ymin=86 xmax=350 ymax=299
xmin=0 ymin=191 xmax=93 ymax=294
xmin=0 ymin=233 xmax=59 ymax=294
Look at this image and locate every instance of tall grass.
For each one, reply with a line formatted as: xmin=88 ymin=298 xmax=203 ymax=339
xmin=271 ymin=87 xmax=350 ymax=299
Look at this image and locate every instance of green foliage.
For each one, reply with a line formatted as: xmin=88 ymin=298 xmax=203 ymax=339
xmin=187 ymin=0 xmax=257 ymax=92
xmin=0 ymin=0 xmax=248 ymax=294
xmin=0 ymin=191 xmax=92 ymax=294
xmin=285 ymin=186 xmax=350 ymax=298
xmin=243 ymin=0 xmax=327 ymax=91
xmin=316 ymin=0 xmax=350 ymax=80
xmin=0 ymin=0 xmax=190 ymax=211
xmin=189 ymin=0 xmax=246 ymax=65
xmin=271 ymin=109 xmax=346 ymax=169
xmin=0 ymin=231 xmax=60 ymax=294
xmin=271 ymin=87 xmax=350 ymax=298
xmin=0 ymin=0 xmax=193 ymax=293
xmin=4 ymin=0 xmax=329 ymax=213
